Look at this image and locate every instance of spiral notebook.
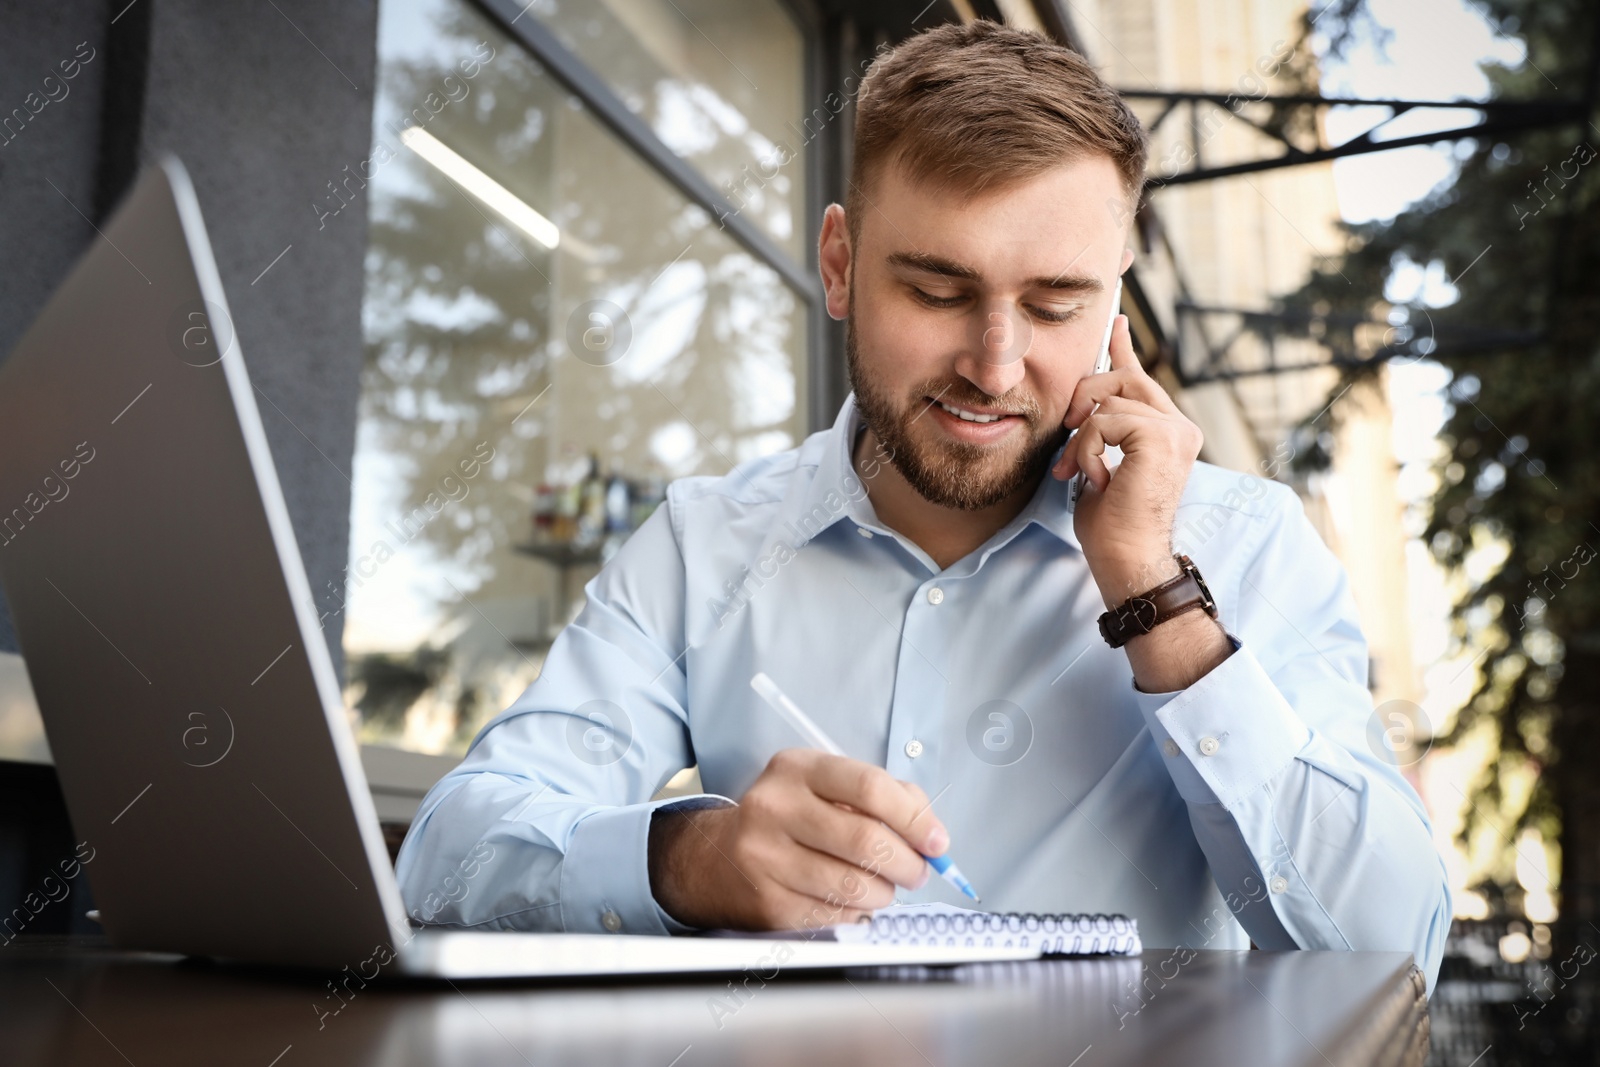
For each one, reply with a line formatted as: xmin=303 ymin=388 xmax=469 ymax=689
xmin=831 ymin=903 xmax=1141 ymax=956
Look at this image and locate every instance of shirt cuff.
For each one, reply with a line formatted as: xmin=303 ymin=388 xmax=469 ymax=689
xmin=558 ymin=793 xmax=735 ymax=935
xmin=1131 ymin=633 xmax=1312 ymax=810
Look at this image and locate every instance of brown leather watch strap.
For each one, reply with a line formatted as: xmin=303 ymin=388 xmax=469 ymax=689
xmin=1098 ymin=554 xmax=1217 ymax=649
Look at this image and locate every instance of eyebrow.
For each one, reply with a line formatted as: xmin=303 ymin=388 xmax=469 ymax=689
xmin=886 ymin=250 xmax=1104 ymax=294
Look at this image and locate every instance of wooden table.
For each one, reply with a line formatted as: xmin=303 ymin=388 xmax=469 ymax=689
xmin=2 ymin=937 xmax=1429 ymax=1067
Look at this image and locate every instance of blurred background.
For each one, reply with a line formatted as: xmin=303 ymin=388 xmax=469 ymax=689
xmin=0 ymin=0 xmax=1596 ymax=1062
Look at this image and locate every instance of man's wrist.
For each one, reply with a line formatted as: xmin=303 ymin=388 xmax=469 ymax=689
xmin=1089 ymin=546 xmax=1181 ymax=609
xmin=1122 ymin=609 xmax=1233 ymax=692
xmin=1090 ymin=549 xmax=1232 ymax=692
xmin=647 ymin=806 xmax=695 ymax=925
xmin=647 ymin=804 xmax=727 ymax=930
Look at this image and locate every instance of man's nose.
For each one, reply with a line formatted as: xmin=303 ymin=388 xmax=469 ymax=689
xmin=956 ymin=302 xmax=1030 ymax=397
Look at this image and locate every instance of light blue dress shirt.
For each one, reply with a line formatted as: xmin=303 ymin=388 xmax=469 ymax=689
xmin=396 ymin=393 xmax=1451 ymax=990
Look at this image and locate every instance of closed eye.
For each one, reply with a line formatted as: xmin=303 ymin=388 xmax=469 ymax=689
xmin=1027 ymin=304 xmax=1081 ymax=325
xmin=910 ymin=287 xmax=1083 ymax=324
xmin=911 ymin=287 xmax=966 ymax=309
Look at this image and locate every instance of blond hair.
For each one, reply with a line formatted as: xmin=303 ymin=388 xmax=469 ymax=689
xmin=848 ymin=21 xmax=1147 ymax=235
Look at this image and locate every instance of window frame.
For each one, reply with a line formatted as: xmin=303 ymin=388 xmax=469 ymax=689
xmin=472 ymin=0 xmax=834 ymax=433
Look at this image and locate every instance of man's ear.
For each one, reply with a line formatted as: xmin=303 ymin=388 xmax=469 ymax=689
xmin=1119 ymin=246 xmax=1135 ymax=275
xmin=818 ymin=203 xmax=852 ymax=321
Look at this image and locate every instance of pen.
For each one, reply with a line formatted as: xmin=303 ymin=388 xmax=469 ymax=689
xmin=750 ymin=672 xmax=981 ymax=902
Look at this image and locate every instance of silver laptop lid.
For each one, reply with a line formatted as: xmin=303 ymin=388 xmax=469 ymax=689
xmin=0 ymin=159 xmax=408 ymax=967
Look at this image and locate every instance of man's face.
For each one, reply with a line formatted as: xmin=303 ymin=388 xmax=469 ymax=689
xmin=841 ymin=156 xmax=1133 ymax=511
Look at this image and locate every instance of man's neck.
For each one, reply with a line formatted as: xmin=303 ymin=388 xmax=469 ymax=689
xmin=852 ymin=424 xmax=1042 ymax=571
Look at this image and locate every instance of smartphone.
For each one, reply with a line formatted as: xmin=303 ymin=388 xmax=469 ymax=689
xmin=1070 ymin=277 xmax=1123 ymax=507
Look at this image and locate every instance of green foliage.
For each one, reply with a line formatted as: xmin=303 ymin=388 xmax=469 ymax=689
xmin=1287 ymin=0 xmax=1600 ymax=894
xmin=348 ymin=647 xmax=454 ymax=733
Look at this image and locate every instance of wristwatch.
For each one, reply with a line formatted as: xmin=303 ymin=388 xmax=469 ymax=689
xmin=1098 ymin=554 xmax=1218 ymax=649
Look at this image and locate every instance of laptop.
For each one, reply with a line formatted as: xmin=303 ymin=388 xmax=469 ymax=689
xmin=0 ymin=159 xmax=1038 ymax=978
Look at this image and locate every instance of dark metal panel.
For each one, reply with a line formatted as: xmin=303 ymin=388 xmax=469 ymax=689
xmin=133 ymin=0 xmax=381 ymax=683
xmin=92 ymin=0 xmax=151 ymax=221
xmin=779 ymin=0 xmax=837 ymax=432
xmin=0 ymin=0 xmax=114 ymax=654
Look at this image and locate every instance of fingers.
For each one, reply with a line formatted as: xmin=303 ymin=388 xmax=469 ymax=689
xmin=1061 ymin=415 xmax=1111 ymax=491
xmin=773 ymin=842 xmax=899 ymax=914
xmin=786 ymin=795 xmax=931 ymax=890
xmin=1074 ymin=394 xmax=1150 ymax=419
xmin=1067 ymin=373 xmax=1175 ymax=425
xmin=728 ymin=751 xmax=944 ymax=931
xmin=1055 ymin=408 xmax=1143 ymax=482
xmin=1067 ymin=317 xmax=1178 ymax=423
xmin=1104 ymin=313 xmax=1138 ymax=371
xmin=1058 ymin=396 xmax=1165 ymax=483
xmin=725 ymin=790 xmax=886 ymax=928
xmin=749 ymin=880 xmax=877 ymax=933
xmin=804 ymin=755 xmax=949 ymax=858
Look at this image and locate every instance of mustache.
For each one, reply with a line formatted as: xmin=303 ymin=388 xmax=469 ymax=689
xmin=909 ymin=380 xmax=1042 ymax=421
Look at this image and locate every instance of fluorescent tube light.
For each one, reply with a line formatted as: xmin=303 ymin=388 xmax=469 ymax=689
xmin=401 ymin=126 xmax=561 ymax=251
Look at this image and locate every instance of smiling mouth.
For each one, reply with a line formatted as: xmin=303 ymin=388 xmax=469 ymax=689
xmin=930 ymin=397 xmax=1023 ymax=424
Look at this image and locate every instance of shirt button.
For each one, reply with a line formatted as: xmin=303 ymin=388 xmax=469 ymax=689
xmin=926 ymin=587 xmax=945 ymax=605
xmin=858 ymin=527 xmax=873 ymax=538
xmin=904 ymin=739 xmax=924 ymax=759
xmin=601 ymin=910 xmax=623 ymax=932
xmin=1269 ymin=876 xmax=1289 ymax=895
xmin=1162 ymin=739 xmax=1180 ymax=758
xmin=1198 ymin=736 xmax=1221 ymax=757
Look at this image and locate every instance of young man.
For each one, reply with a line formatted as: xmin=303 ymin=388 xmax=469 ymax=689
xmin=396 ymin=21 xmax=1451 ymax=990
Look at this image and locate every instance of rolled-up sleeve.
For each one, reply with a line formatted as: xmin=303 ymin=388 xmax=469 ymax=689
xmin=1131 ymin=483 xmax=1452 ymax=993
xmin=394 ymin=501 xmax=731 ymax=935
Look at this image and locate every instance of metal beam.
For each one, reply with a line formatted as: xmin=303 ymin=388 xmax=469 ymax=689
xmin=1179 ymin=332 xmax=1543 ymax=383
xmin=1123 ymin=90 xmax=1581 ymax=113
xmin=1172 ymin=301 xmax=1543 ymax=384
xmin=1119 ymin=90 xmax=1589 ymax=188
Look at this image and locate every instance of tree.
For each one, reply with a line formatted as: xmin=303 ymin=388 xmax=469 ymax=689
xmin=1287 ymin=0 xmax=1600 ymax=961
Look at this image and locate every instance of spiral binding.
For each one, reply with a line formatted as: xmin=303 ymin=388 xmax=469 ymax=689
xmin=863 ymin=910 xmax=1141 ymax=956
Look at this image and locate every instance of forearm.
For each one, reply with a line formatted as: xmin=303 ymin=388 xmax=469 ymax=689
xmin=396 ymin=772 xmax=567 ymax=930
xmin=1190 ymin=739 xmax=1452 ymax=991
xmin=647 ymin=805 xmax=708 ymax=928
xmin=1089 ymin=550 xmax=1233 ymax=693
xmin=1130 ymin=639 xmax=1452 ymax=992
xmin=1124 ymin=609 xmax=1232 ymax=693
xmin=397 ymin=769 xmax=733 ymax=933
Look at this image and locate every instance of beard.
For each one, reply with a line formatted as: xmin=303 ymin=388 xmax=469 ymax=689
xmin=846 ymin=316 xmax=1068 ymax=512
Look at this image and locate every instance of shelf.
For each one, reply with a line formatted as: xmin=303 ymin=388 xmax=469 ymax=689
xmin=513 ymin=541 xmax=604 ymax=567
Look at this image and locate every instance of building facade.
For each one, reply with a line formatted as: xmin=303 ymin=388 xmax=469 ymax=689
xmin=0 ymin=0 xmax=1415 ymax=828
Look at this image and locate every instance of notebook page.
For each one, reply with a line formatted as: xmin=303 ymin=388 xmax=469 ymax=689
xmin=831 ymin=902 xmax=1141 ymax=956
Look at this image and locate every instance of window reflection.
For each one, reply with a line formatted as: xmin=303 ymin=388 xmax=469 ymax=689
xmin=344 ymin=0 xmax=807 ymax=755
xmin=525 ymin=0 xmax=807 ymax=259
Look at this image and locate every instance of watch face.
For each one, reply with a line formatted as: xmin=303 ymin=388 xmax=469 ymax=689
xmin=1178 ymin=555 xmax=1218 ymax=616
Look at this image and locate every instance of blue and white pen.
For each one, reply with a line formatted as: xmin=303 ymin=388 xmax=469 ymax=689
xmin=750 ymin=672 xmax=981 ymax=903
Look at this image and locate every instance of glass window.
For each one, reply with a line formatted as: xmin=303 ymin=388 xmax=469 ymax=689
xmin=342 ymin=0 xmax=808 ymax=755
xmin=524 ymin=0 xmax=808 ymax=259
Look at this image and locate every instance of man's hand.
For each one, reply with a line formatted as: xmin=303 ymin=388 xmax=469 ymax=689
xmin=648 ymin=749 xmax=947 ymax=931
xmin=1051 ymin=313 xmax=1204 ymax=604
xmin=1052 ymin=313 xmax=1231 ymax=692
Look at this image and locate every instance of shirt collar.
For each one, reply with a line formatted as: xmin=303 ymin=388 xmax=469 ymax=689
xmin=779 ymin=393 xmax=1081 ymax=554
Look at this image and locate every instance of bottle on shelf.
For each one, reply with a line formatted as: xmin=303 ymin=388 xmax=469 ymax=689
xmin=576 ymin=451 xmax=606 ymax=546
xmin=604 ymin=463 xmax=631 ymax=534
xmin=553 ymin=476 xmax=581 ymax=544
xmin=630 ymin=470 xmax=666 ymax=532
xmin=532 ymin=482 xmax=555 ymax=543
